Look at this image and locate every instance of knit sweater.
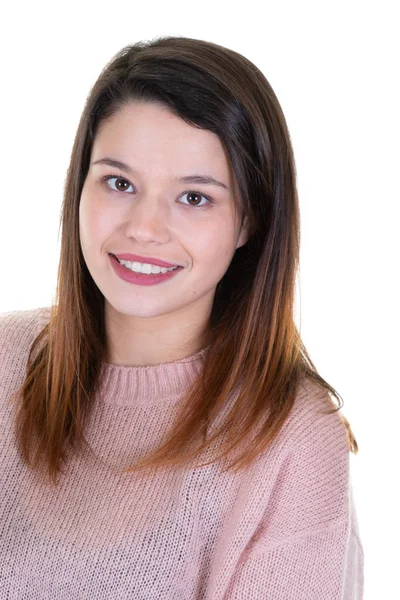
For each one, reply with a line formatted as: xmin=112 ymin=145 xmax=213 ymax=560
xmin=0 ymin=307 xmax=364 ymax=599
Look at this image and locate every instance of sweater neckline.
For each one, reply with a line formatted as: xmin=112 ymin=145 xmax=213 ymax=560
xmin=97 ymin=346 xmax=209 ymax=406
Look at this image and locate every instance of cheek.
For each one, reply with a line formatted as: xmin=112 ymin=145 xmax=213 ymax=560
xmin=188 ymin=222 xmax=236 ymax=273
xmin=79 ymin=195 xmax=111 ymax=251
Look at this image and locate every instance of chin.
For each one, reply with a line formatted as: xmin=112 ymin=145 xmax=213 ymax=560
xmin=105 ymin=297 xmax=175 ymax=320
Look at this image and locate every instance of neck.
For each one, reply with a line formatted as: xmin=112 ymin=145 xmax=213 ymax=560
xmin=104 ymin=302 xmax=211 ymax=367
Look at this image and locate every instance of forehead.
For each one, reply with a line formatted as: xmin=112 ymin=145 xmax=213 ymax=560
xmin=92 ymin=101 xmax=232 ymax=181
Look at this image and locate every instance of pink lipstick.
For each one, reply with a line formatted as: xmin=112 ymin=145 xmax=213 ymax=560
xmin=109 ymin=254 xmax=183 ymax=286
xmin=113 ymin=253 xmax=180 ymax=268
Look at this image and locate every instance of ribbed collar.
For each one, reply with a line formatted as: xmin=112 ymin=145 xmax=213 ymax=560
xmin=36 ymin=307 xmax=209 ymax=407
xmin=97 ymin=346 xmax=209 ymax=406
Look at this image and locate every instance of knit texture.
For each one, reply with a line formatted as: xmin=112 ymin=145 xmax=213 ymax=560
xmin=0 ymin=307 xmax=364 ymax=599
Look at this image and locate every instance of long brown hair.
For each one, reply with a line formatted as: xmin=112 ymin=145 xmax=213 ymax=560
xmin=13 ymin=36 xmax=358 ymax=485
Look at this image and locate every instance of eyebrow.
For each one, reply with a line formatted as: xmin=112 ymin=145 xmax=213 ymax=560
xmin=91 ymin=157 xmax=229 ymax=190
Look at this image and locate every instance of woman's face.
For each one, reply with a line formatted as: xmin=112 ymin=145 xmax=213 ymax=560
xmin=79 ymin=101 xmax=249 ymax=325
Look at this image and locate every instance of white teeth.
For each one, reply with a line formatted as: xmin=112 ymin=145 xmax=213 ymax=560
xmin=141 ymin=263 xmax=152 ymax=275
xmin=117 ymin=258 xmax=178 ymax=275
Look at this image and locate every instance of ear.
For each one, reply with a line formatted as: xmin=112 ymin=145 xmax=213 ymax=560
xmin=236 ymin=215 xmax=250 ymax=250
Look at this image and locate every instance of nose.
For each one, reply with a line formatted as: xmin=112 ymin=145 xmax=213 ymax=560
xmin=123 ymin=193 xmax=171 ymax=244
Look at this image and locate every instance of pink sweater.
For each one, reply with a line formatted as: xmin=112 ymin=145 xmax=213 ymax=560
xmin=0 ymin=307 xmax=364 ymax=599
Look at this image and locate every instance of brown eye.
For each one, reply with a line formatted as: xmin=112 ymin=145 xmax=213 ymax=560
xmin=105 ymin=176 xmax=134 ymax=193
xmin=187 ymin=193 xmax=202 ymax=205
xmin=115 ymin=178 xmax=130 ymax=191
xmin=180 ymin=191 xmax=210 ymax=208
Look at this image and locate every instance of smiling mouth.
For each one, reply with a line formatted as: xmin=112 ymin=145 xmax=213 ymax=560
xmin=111 ymin=254 xmax=182 ymax=275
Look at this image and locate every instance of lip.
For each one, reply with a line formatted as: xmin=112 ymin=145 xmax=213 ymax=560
xmin=111 ymin=253 xmax=181 ymax=268
xmin=109 ymin=254 xmax=182 ymax=286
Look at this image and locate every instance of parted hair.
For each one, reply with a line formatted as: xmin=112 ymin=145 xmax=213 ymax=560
xmin=13 ymin=36 xmax=358 ymax=484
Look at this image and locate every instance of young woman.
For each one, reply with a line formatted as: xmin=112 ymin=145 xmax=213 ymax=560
xmin=0 ymin=36 xmax=364 ymax=598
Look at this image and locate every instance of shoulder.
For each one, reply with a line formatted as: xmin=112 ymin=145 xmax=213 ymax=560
xmin=245 ymin=375 xmax=350 ymax=466
xmin=272 ymin=376 xmax=351 ymax=492
xmin=0 ymin=305 xmax=51 ymax=346
xmin=286 ymin=376 xmax=350 ymax=453
xmin=0 ymin=306 xmax=51 ymax=371
xmin=0 ymin=306 xmax=51 ymax=420
xmin=275 ymin=376 xmax=351 ymax=516
xmin=242 ymin=377 xmax=353 ymax=551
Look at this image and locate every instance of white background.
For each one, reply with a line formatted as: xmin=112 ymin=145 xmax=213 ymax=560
xmin=0 ymin=1 xmax=398 ymax=597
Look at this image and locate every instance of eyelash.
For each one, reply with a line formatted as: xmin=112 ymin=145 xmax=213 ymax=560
xmin=101 ymin=174 xmax=213 ymax=208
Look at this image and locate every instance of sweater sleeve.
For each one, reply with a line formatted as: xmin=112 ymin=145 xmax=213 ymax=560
xmin=223 ymin=384 xmax=364 ymax=599
xmin=224 ymin=520 xmax=363 ymax=599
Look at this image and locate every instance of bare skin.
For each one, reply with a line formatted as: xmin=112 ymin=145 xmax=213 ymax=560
xmin=79 ymin=101 xmax=249 ymax=366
